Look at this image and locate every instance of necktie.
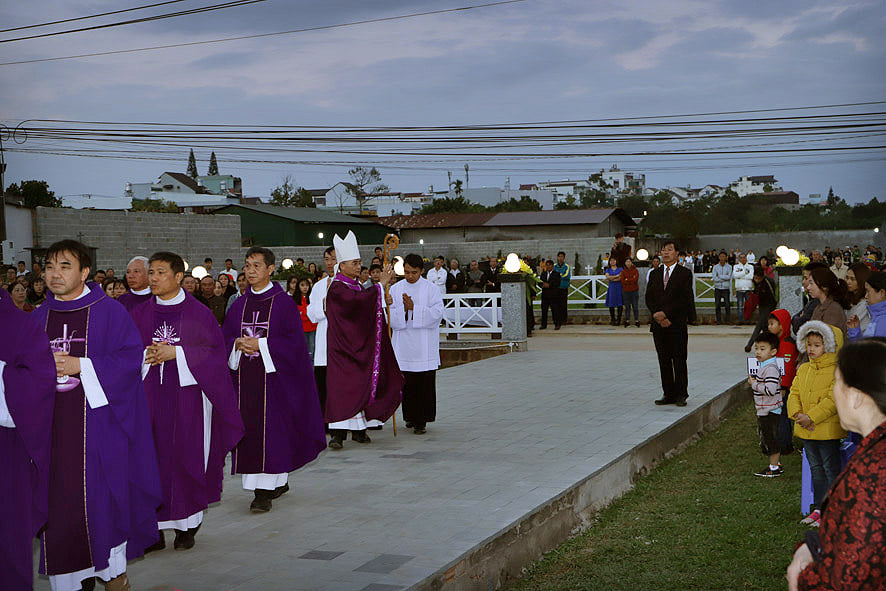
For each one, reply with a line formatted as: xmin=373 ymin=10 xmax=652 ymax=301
xmin=664 ymin=266 xmax=670 ymax=289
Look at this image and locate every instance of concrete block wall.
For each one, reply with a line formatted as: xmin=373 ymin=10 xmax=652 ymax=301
xmin=682 ymin=229 xmax=880 ymax=255
xmin=35 ymin=208 xmax=242 ymax=273
xmin=256 ymin=237 xmax=621 ymax=274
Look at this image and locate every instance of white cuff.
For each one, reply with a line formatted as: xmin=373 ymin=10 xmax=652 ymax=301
xmin=140 ymin=350 xmax=150 ymax=381
xmin=228 ymin=343 xmax=242 ymax=370
xmin=258 ymin=337 xmax=276 ymax=374
xmin=0 ymin=360 xmax=14 ymax=428
xmin=175 ymin=346 xmax=198 ymax=387
xmin=79 ymin=358 xmax=109 ymax=409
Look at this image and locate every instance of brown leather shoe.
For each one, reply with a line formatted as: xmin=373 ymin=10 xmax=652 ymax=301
xmin=105 ymin=573 xmax=131 ymax=591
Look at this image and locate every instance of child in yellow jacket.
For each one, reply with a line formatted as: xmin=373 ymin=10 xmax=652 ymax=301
xmin=787 ymin=320 xmax=848 ymax=527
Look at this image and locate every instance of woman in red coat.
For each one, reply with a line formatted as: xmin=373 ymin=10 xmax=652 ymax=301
xmin=787 ymin=338 xmax=886 ymax=591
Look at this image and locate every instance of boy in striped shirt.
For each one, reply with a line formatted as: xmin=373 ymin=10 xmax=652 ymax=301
xmin=748 ymin=332 xmax=786 ymax=477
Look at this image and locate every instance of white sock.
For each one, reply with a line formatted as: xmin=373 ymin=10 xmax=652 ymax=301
xmin=770 ymin=464 xmax=779 ymax=470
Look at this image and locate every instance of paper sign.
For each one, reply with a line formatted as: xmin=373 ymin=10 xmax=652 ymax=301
xmin=747 ymin=357 xmax=786 ymax=377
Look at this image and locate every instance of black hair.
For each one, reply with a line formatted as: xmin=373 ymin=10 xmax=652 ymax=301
xmin=557 ymin=251 xmax=566 ymax=257
xmin=45 ymin=239 xmax=92 ymax=272
xmin=837 ymin=338 xmax=886 ymax=414
xmin=245 ymin=246 xmax=275 ymax=267
xmin=404 ymin=253 xmax=424 ymax=269
xmin=754 ymin=332 xmax=781 ymax=350
xmin=225 ymin=258 xmax=233 ymax=263
xmin=204 ymin=257 xmax=213 ymax=263
xmin=546 ymin=259 xmax=554 ymax=265
xmin=369 ymin=264 xmax=382 ymax=272
xmin=615 ymin=233 xmax=624 ymax=239
xmin=17 ymin=260 xmax=25 ymax=266
xmin=324 ymin=246 xmax=336 ymax=256
xmin=149 ymin=251 xmax=186 ymax=275
xmin=360 ymin=266 xmax=368 ymax=272
xmin=867 ymin=271 xmax=886 ymax=294
xmin=652 ymin=255 xmax=661 ymax=262
xmin=753 ymin=265 xmax=765 ymax=278
xmin=296 ymin=277 xmax=312 ymax=305
xmin=810 ymin=267 xmax=851 ymax=310
xmin=296 ymin=257 xmax=304 ymax=263
xmin=804 ymin=261 xmax=828 ymax=272
xmin=719 ymin=250 xmax=727 ymax=256
xmin=661 ymin=239 xmax=678 ymax=250
xmin=435 ymin=255 xmax=445 ymax=261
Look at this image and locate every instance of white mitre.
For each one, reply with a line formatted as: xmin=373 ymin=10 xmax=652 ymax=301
xmin=333 ymin=230 xmax=360 ymax=262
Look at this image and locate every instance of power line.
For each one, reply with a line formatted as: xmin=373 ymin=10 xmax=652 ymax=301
xmin=0 ymin=0 xmax=268 ymax=44
xmin=0 ymin=0 xmax=189 ymax=33
xmin=0 ymin=0 xmax=530 ymax=66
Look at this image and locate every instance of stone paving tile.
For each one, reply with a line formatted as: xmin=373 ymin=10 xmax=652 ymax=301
xmin=34 ymin=347 xmax=742 ymax=590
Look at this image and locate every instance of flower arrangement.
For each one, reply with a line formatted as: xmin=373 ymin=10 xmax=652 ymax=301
xmin=501 ymin=258 xmax=541 ymax=304
xmin=775 ymin=253 xmax=810 ymax=267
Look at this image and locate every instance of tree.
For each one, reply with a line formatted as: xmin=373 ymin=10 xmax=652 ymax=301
xmin=5 ymin=180 xmax=62 ymax=208
xmin=269 ymin=175 xmax=316 ymax=207
xmin=554 ymin=195 xmax=580 ymax=210
xmin=347 ymin=166 xmax=388 ymax=211
xmin=578 ymin=187 xmax=613 ymax=208
xmin=450 ymin=179 xmax=464 ymax=199
xmin=417 ymin=196 xmax=485 ymax=214
xmin=616 ymin=194 xmax=646 ymax=218
xmin=187 ymin=149 xmax=198 ymax=178
xmin=208 ymin=152 xmax=219 ymax=176
xmin=489 ymin=195 xmax=542 ymax=212
xmin=130 ymin=198 xmax=179 ymax=213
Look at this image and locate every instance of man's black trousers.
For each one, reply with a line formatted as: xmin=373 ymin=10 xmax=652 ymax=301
xmin=651 ymin=324 xmax=688 ymax=401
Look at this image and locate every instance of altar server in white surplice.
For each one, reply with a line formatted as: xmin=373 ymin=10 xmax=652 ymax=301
xmin=388 ymin=253 xmax=444 ymax=435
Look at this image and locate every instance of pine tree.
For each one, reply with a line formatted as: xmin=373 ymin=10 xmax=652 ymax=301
xmin=208 ymin=152 xmax=219 ymax=176
xmin=187 ymin=149 xmax=198 ymax=178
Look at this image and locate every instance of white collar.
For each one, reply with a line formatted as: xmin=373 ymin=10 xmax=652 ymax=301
xmin=663 ymin=262 xmax=678 ymax=273
xmin=71 ymin=284 xmax=91 ymax=300
xmin=131 ymin=286 xmax=152 ymax=296
xmin=449 ymin=268 xmax=460 ymax=275
xmin=156 ymin=288 xmax=185 ymax=305
xmin=250 ymin=281 xmax=273 ymax=295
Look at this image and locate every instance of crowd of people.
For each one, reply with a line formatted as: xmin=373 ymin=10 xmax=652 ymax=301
xmin=2 ymin=233 xmax=884 ymax=590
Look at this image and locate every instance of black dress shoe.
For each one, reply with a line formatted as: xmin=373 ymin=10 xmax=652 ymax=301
xmin=654 ymin=397 xmax=675 ymax=405
xmin=271 ymin=483 xmax=289 ymax=499
xmin=144 ymin=532 xmax=166 ymax=554
xmin=367 ymin=425 xmax=383 ymax=430
xmin=404 ymin=422 xmax=414 ymax=429
xmin=81 ymin=578 xmax=97 ymax=591
xmin=328 ymin=436 xmax=343 ymax=450
xmin=250 ymin=491 xmax=272 ymax=513
xmin=675 ymin=399 xmax=688 ymax=407
xmin=351 ymin=430 xmax=371 ymax=444
xmin=173 ymin=524 xmax=200 ymax=550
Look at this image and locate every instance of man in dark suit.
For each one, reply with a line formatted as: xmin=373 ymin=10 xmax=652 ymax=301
xmin=645 ymin=240 xmax=696 ymax=406
xmin=539 ymin=259 xmax=562 ymax=329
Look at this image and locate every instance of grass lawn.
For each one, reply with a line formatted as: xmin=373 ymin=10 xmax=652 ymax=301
xmin=507 ymin=402 xmax=808 ymax=591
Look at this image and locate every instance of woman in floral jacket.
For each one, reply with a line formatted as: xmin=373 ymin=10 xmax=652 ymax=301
xmin=787 ymin=338 xmax=886 ymax=591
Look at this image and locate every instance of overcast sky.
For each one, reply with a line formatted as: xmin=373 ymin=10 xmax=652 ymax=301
xmin=1 ymin=0 xmax=884 ymax=204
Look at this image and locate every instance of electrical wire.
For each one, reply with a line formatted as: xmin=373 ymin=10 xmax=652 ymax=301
xmin=0 ymin=0 xmax=189 ymax=33
xmin=0 ymin=0 xmax=530 ymax=66
xmin=0 ymin=1 xmax=268 ymax=44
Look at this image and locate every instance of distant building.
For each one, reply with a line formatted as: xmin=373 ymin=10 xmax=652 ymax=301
xmin=729 ymin=175 xmax=780 ymax=197
xmin=377 ymin=208 xmax=635 ymax=243
xmin=126 ymin=172 xmax=243 ymax=210
xmin=801 ymin=193 xmax=825 ymax=206
xmin=213 ymin=203 xmax=391 ymax=246
xmin=2 ymin=195 xmax=34 ymax=265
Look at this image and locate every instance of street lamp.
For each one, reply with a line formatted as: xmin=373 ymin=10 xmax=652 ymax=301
xmin=393 ymin=256 xmax=405 ymax=276
xmin=282 ymin=258 xmax=294 ymax=269
xmin=318 ymin=232 xmax=324 ymax=239
xmin=191 ymin=265 xmax=208 ymax=279
xmin=504 ymin=252 xmax=521 ymax=273
xmin=636 ymin=248 xmax=649 ymax=261
xmin=782 ymin=249 xmax=800 ymax=266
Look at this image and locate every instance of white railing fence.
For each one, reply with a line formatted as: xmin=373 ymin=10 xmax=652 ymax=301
xmin=441 ymin=293 xmax=501 ymax=334
xmin=531 ymin=273 xmax=717 ymax=306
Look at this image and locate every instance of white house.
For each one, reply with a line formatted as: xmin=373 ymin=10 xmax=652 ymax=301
xmin=729 ymin=175 xmax=780 ymax=197
xmin=126 ymin=172 xmax=241 ymax=209
xmin=2 ymin=196 xmax=34 ymax=265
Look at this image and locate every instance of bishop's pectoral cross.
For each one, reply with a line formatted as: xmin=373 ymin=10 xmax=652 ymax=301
xmin=241 ymin=311 xmax=270 ymax=358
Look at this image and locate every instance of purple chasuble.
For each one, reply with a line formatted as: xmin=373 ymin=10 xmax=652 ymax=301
xmin=222 ymin=283 xmax=325 ymax=475
xmin=31 ymin=283 xmax=162 ymax=575
xmin=325 ymin=275 xmax=403 ymax=423
xmin=0 ymin=291 xmax=56 ymax=590
xmin=131 ymin=293 xmax=245 ymax=522
xmin=118 ymin=290 xmax=152 ymax=313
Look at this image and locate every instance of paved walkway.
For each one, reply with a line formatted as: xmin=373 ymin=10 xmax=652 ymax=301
xmin=35 ymin=331 xmax=746 ymax=591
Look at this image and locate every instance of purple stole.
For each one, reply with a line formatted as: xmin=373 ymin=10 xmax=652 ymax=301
xmin=233 ymin=292 xmax=274 ymax=473
xmin=42 ymin=306 xmax=92 ymax=574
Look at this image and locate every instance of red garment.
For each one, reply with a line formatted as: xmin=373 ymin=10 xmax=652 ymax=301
xmin=296 ymin=295 xmax=317 ymax=333
xmin=621 ymin=266 xmax=639 ymax=292
xmin=770 ymin=309 xmax=798 ymax=388
xmin=798 ymin=420 xmax=886 ymax=590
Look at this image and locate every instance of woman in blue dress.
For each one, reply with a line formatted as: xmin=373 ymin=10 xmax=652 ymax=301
xmin=605 ymin=257 xmax=624 ymax=326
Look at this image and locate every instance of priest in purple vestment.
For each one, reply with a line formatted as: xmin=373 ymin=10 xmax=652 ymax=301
xmin=131 ymin=252 xmax=245 ymax=551
xmin=117 ymin=256 xmax=152 ymax=313
xmin=223 ymin=246 xmax=326 ymax=513
xmin=325 ymin=231 xmax=403 ymax=450
xmin=33 ymin=240 xmax=162 ymax=591
xmin=0 ymin=289 xmax=56 ymax=591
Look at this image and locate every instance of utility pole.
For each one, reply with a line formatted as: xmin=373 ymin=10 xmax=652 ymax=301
xmin=0 ymin=126 xmax=7 ymax=242
xmin=464 ymin=163 xmax=469 ymax=189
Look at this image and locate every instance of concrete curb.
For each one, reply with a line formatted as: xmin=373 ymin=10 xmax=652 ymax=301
xmin=411 ymin=379 xmax=748 ymax=591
